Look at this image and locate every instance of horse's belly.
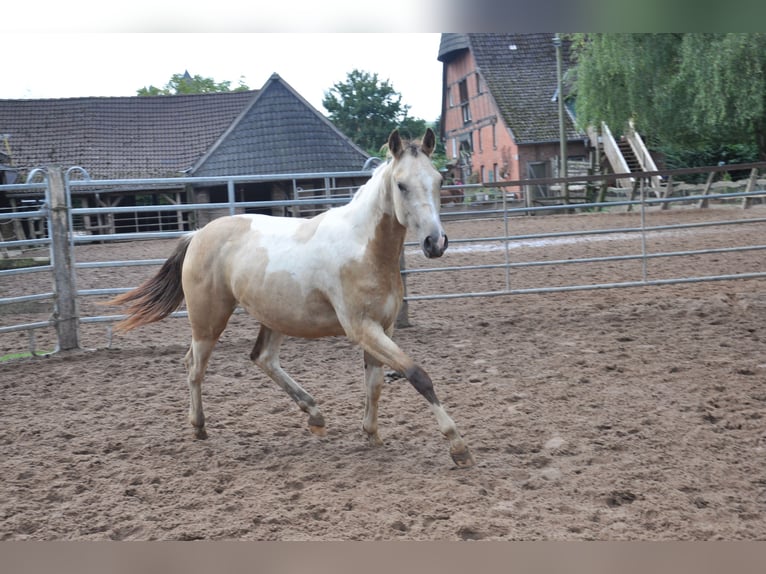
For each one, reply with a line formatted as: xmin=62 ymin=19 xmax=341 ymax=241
xmin=238 ymin=279 xmax=345 ymax=339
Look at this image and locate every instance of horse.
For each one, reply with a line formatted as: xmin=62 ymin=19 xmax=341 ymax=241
xmin=440 ymin=187 xmax=464 ymax=207
xmin=108 ymin=128 xmax=474 ymax=468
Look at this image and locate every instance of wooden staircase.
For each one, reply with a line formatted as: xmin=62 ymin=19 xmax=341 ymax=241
xmin=594 ymin=121 xmax=662 ymax=194
xmin=617 ymin=139 xmax=642 ymax=173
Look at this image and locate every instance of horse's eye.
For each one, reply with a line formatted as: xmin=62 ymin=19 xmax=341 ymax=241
xmin=398 ymin=183 xmax=409 ymax=194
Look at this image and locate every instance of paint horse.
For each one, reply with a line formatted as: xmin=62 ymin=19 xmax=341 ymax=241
xmin=109 ymin=129 xmax=474 ymax=468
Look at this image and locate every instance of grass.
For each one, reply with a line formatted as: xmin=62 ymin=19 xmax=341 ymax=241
xmin=0 ymin=350 xmax=54 ymax=362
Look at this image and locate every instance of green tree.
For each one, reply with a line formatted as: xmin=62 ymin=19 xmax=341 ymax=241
xmin=323 ymin=69 xmax=419 ymax=154
xmin=571 ymin=33 xmax=766 ymax=161
xmin=137 ymin=72 xmax=250 ymax=96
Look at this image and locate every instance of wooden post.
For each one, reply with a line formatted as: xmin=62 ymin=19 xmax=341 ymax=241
xmin=697 ymin=171 xmax=716 ymax=209
xmin=9 ymin=198 xmax=27 ymax=241
xmin=595 ymin=180 xmax=608 ymax=210
xmin=742 ymin=168 xmax=758 ymax=209
xmin=660 ymin=175 xmax=674 ymax=210
xmin=48 ymin=167 xmax=80 ymax=351
xmin=626 ymin=179 xmax=641 ymax=212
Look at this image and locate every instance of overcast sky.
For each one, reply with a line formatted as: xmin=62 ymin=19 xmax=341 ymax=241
xmin=2 ymin=33 xmax=444 ymax=121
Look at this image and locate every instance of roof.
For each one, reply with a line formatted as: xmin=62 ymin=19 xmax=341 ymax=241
xmin=192 ymin=74 xmax=369 ymax=177
xmin=437 ymin=33 xmax=470 ymax=59
xmin=0 ymin=90 xmax=256 ymax=179
xmin=439 ymin=33 xmax=582 ymax=145
xmin=0 ymin=74 xmax=368 ymax=180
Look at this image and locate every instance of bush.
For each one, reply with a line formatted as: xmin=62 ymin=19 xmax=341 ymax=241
xmin=659 ymin=142 xmax=758 ymax=183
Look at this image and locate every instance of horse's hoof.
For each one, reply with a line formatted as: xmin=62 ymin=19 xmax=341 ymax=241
xmin=450 ymin=446 xmax=475 ymax=468
xmin=193 ymin=426 xmax=208 ymax=440
xmin=366 ymin=433 xmax=384 ymax=447
xmin=308 ymin=424 xmax=327 ymax=437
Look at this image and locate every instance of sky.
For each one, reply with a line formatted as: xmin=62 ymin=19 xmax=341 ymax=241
xmin=2 ymin=33 xmax=444 ymax=122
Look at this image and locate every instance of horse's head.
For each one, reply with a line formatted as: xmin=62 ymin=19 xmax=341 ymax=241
xmin=387 ymin=128 xmax=447 ymax=259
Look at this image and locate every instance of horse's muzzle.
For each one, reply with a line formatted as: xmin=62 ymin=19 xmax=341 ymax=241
xmin=423 ymin=233 xmax=448 ymax=258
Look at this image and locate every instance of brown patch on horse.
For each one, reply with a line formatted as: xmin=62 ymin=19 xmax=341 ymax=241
xmin=188 ymin=216 xmax=252 ymax=265
xmin=107 ymin=234 xmax=192 ymax=331
xmin=339 ymin=212 xmax=406 ymax=330
xmin=248 ymin=272 xmax=344 ymax=339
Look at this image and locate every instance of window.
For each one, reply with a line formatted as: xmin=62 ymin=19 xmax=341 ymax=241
xmin=476 ymin=73 xmax=482 ymax=94
xmin=477 ymin=127 xmax=482 ymax=152
xmin=459 ymin=79 xmax=469 ymax=103
xmin=492 ymin=163 xmax=498 ymax=182
xmin=492 ymin=123 xmax=497 ymax=149
xmin=458 ymin=79 xmax=471 ymax=124
xmin=462 ymin=104 xmax=472 ymax=124
xmin=459 ymin=134 xmax=473 ymax=154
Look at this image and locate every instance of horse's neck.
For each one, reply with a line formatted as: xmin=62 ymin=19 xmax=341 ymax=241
xmin=345 ymin=165 xmax=406 ymax=257
xmin=348 ymin=164 xmax=394 ymax=220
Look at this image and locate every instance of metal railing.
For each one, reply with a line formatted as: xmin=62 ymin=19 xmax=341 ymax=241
xmin=1 ymin=164 xmax=764 ymax=355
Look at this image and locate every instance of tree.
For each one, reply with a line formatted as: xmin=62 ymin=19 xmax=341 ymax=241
xmin=137 ymin=71 xmax=250 ymax=96
xmin=323 ymin=69 xmax=419 ymax=154
xmin=571 ymin=33 xmax=766 ymax=161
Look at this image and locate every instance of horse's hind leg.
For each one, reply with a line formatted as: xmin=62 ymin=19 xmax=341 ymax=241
xmin=250 ymin=325 xmax=326 ymax=436
xmin=184 ymin=338 xmax=217 ymax=439
xmin=183 ymin=298 xmax=234 ymax=440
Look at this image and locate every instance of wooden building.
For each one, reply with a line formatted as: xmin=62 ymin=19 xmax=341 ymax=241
xmin=438 ymin=33 xmax=587 ymax=195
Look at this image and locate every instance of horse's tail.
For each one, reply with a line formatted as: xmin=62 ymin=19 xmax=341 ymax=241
xmin=107 ymin=233 xmax=194 ymax=332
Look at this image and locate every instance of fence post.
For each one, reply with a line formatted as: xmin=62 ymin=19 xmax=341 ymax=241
xmin=697 ymin=171 xmax=716 ymax=209
xmin=741 ymin=168 xmax=758 ymax=209
xmin=48 ymin=167 xmax=80 ymax=350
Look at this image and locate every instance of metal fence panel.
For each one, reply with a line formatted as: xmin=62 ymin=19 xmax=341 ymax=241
xmin=1 ymin=165 xmax=765 ymax=355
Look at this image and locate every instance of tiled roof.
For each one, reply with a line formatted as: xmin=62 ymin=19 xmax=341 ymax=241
xmin=192 ymin=74 xmax=369 ymax=177
xmin=0 ymin=91 xmax=256 ymax=179
xmin=440 ymin=33 xmax=582 ymax=145
xmin=0 ymin=74 xmax=368 ymax=180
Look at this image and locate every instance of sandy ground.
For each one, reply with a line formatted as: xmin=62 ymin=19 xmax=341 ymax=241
xmin=1 ymin=205 xmax=765 ymax=540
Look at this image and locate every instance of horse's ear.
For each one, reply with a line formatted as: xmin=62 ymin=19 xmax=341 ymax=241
xmin=388 ymin=129 xmax=403 ymax=159
xmin=421 ymin=128 xmax=436 ymax=157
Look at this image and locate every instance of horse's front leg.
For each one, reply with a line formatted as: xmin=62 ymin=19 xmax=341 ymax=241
xmin=353 ymin=321 xmax=474 ymax=468
xmin=362 ymin=351 xmax=385 ymax=446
